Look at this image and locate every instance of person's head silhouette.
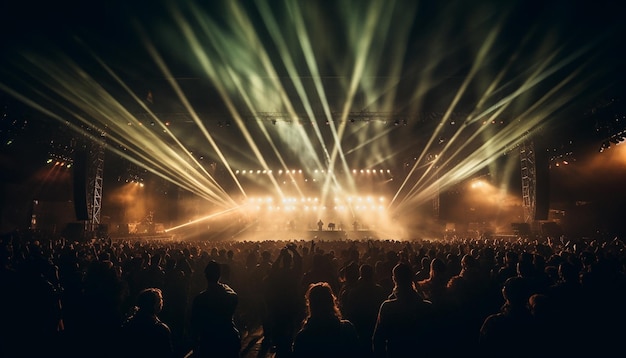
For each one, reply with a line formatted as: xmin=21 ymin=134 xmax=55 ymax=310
xmin=204 ymin=260 xmax=221 ymax=284
xmin=136 ymin=288 xmax=163 ymax=315
xmin=305 ymin=282 xmax=340 ymax=319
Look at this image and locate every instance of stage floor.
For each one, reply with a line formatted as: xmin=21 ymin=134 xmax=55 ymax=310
xmin=231 ymin=229 xmax=381 ymax=241
xmin=110 ymin=228 xmax=390 ymax=242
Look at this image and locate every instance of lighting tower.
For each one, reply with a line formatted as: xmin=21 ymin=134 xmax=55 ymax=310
xmin=519 ymin=139 xmax=536 ymax=224
xmin=86 ymin=131 xmax=106 ymax=232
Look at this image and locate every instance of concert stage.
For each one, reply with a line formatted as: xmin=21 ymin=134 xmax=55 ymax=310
xmin=110 ymin=232 xmax=174 ymax=241
xmin=157 ymin=228 xmax=385 ymax=242
xmin=231 ymin=229 xmax=382 ymax=242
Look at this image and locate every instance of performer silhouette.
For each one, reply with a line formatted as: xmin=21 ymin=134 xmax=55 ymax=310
xmin=317 ymin=219 xmax=324 ymax=231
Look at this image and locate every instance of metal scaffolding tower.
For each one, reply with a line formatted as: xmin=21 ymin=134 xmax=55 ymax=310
xmin=520 ymin=140 xmax=536 ymax=224
xmin=86 ymin=135 xmax=105 ymax=232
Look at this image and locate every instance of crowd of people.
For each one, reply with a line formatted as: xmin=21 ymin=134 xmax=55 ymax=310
xmin=1 ymin=229 xmax=625 ymax=357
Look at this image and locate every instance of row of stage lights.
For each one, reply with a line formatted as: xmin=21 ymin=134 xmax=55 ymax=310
xmin=121 ymin=113 xmax=507 ymax=130
xmin=126 ymin=120 xmax=171 ymax=130
xmin=126 ymin=117 xmax=407 ymax=128
xmin=45 ymin=154 xmax=73 ymax=168
xmin=118 ymin=173 xmax=146 ymax=186
xmin=551 ymin=157 xmax=573 ymax=167
xmin=246 ymin=196 xmax=386 ymax=204
xmin=550 ymin=152 xmax=574 ymax=167
xmin=124 ymin=179 xmax=145 ymax=187
xmin=127 ymin=118 xmax=407 ymax=128
xmin=46 ymin=139 xmax=75 ymax=168
xmin=599 ymin=130 xmax=626 ymax=153
xmin=125 ymin=119 xmax=507 ymax=127
xmin=244 ymin=196 xmax=387 ymax=212
xmin=235 ymin=169 xmax=392 ymax=175
xmin=246 ymin=205 xmax=385 ymax=212
xmin=45 ymin=158 xmax=72 ymax=168
xmin=547 ymin=140 xmax=576 ymax=167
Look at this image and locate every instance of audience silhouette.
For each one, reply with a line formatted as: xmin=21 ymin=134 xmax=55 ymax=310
xmin=188 ymin=260 xmax=241 ymax=358
xmin=1 ymin=231 xmax=626 ymax=358
xmin=292 ymin=282 xmax=359 ymax=358
xmin=479 ymin=276 xmax=534 ymax=357
xmin=341 ymin=264 xmax=387 ymax=357
xmin=120 ymin=287 xmax=173 ymax=358
xmin=373 ymin=262 xmax=434 ymax=358
xmin=262 ymin=244 xmax=303 ymax=358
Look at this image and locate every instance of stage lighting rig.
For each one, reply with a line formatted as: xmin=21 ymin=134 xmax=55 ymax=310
xmin=549 ymin=140 xmax=576 ymax=167
xmin=598 ymin=129 xmax=626 ymax=153
xmin=590 ymin=95 xmax=626 ymax=153
xmin=252 ymin=111 xmax=413 ymax=125
xmin=46 ymin=137 xmax=75 ymax=168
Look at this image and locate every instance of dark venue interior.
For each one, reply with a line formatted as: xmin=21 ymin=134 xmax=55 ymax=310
xmin=1 ymin=0 xmax=625 ymax=357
